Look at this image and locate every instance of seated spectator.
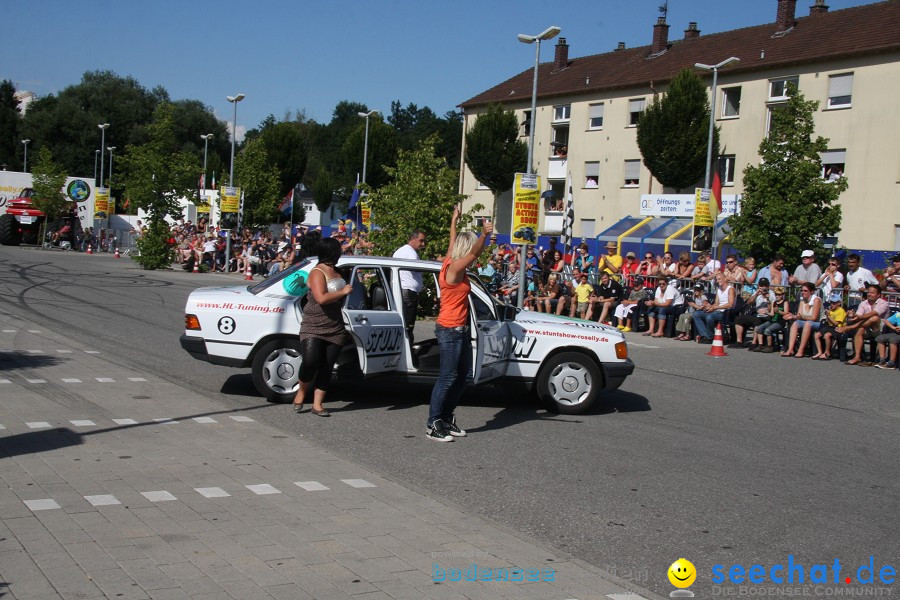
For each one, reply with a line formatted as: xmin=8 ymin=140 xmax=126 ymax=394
xmin=673 ymin=251 xmax=694 ymax=281
xmin=570 ymin=274 xmax=593 ymax=319
xmin=524 ymin=247 xmax=541 ymax=283
xmin=781 ymin=281 xmax=822 ymax=357
xmin=635 ymin=251 xmax=659 ymax=288
xmin=879 ymin=253 xmax=900 ymax=312
xmin=838 ymin=284 xmax=890 ymax=365
xmin=740 ymin=257 xmax=758 ymax=294
xmin=621 ymin=251 xmax=639 ymax=286
xmin=573 ymin=243 xmax=595 ymax=276
xmin=844 ymin=253 xmax=877 ymax=311
xmin=586 ymin=271 xmax=622 ymax=323
xmin=753 ymin=288 xmax=790 ymax=353
xmin=874 ymin=309 xmax=900 ymax=369
xmin=790 ymin=249 xmax=822 ymax=286
xmin=816 ymin=256 xmax=845 ymax=298
xmin=555 ymin=278 xmax=575 ymax=316
xmin=675 ymin=283 xmax=709 ymax=341
xmin=497 ymin=262 xmax=521 ymax=305
xmin=691 ymin=272 xmax=735 ymax=343
xmin=758 ymin=254 xmax=789 ymax=289
xmin=536 ymin=274 xmax=563 ymax=313
xmin=267 ymin=242 xmax=295 ymax=277
xmin=643 ymin=277 xmax=683 ymax=337
xmin=614 ymin=276 xmax=648 ymax=332
xmin=723 ymin=254 xmax=745 ymax=286
xmin=813 ymin=292 xmax=847 ymax=360
xmin=658 ymin=252 xmax=677 ymax=276
xmin=730 ymin=277 xmax=774 ymax=348
xmin=201 ymin=234 xmax=218 ymax=268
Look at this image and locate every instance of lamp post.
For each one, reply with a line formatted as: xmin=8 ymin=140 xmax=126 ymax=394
xmin=107 ymin=146 xmax=116 ymax=188
xmin=695 ymin=57 xmax=740 ymax=261
xmin=98 ymin=123 xmax=110 ymax=188
xmin=200 ymin=133 xmax=213 ymax=191
xmin=21 ymin=139 xmax=29 ymax=172
xmin=515 ymin=25 xmax=561 ymax=309
xmin=356 ymin=110 xmax=379 ymax=185
xmin=225 ymin=95 xmax=245 ymax=273
xmin=94 ymin=149 xmax=100 ymax=183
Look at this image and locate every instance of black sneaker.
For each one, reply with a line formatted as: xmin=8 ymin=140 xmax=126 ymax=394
xmin=426 ymin=420 xmax=454 ymax=442
xmin=727 ymin=342 xmax=743 ymax=348
xmin=444 ymin=415 xmax=467 ymax=437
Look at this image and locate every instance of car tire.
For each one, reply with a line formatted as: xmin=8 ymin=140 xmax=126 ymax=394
xmin=0 ymin=214 xmax=21 ymax=246
xmin=251 ymin=338 xmax=303 ymax=403
xmin=536 ymin=351 xmax=601 ymax=414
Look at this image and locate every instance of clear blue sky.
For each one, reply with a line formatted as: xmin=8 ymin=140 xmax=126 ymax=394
xmin=5 ymin=0 xmax=874 ymax=139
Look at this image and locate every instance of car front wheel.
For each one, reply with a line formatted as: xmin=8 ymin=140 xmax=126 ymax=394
xmin=251 ymin=339 xmax=303 ymax=403
xmin=536 ymin=351 xmax=601 ymax=414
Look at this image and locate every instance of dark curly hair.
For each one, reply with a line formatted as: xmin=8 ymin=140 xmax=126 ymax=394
xmin=316 ymin=237 xmax=342 ymax=266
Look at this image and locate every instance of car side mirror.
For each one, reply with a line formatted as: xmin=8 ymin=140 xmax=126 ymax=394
xmin=501 ymin=303 xmax=518 ymax=322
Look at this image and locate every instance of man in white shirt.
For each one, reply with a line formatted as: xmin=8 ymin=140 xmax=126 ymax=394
xmin=845 ymin=253 xmax=878 ymax=309
xmin=392 ymin=230 xmax=426 ymax=343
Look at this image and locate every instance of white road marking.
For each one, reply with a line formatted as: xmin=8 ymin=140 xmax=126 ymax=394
xmin=195 ymin=487 xmax=230 ymax=498
xmin=57 ymin=349 xmax=73 ymax=353
xmin=84 ymin=495 xmax=120 ymax=506
xmin=112 ymin=418 xmax=138 ymax=425
xmin=69 ymin=420 xmax=96 ymax=427
xmin=295 ymin=481 xmax=329 ymax=491
xmin=142 ymin=491 xmax=177 ymax=502
xmin=246 ymin=484 xmax=281 ymax=495
xmin=0 ymin=379 xmax=10 ymax=384
xmin=96 ymin=378 xmax=115 ymax=383
xmin=84 ymin=350 xmax=100 ymax=354
xmin=1 ymin=329 xmax=16 ymax=333
xmin=27 ymin=349 xmax=44 ymax=354
xmin=193 ymin=417 xmax=217 ymax=423
xmin=27 ymin=330 xmax=41 ymax=334
xmin=341 ymin=479 xmax=376 ymax=488
xmin=0 ymin=424 xmax=5 ymax=429
xmin=26 ymin=379 xmax=47 ymax=384
xmin=607 ymin=594 xmax=650 ymax=600
xmin=24 ymin=499 xmax=61 ymax=511
xmin=26 ymin=422 xmax=51 ymax=429
xmin=627 ymin=342 xmax=660 ymax=349
xmin=229 ymin=416 xmax=254 ymax=422
xmin=128 ymin=377 xmax=147 ymax=382
xmin=152 ymin=418 xmax=178 ymax=424
xmin=62 ymin=378 xmax=82 ymax=383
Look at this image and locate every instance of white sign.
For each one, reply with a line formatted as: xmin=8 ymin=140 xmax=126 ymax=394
xmin=0 ymin=171 xmax=97 ymax=233
xmin=640 ymin=193 xmax=740 ymax=218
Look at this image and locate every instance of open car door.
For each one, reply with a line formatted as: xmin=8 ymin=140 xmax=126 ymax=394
xmin=342 ymin=266 xmax=405 ymax=375
xmin=469 ymin=277 xmax=512 ymax=383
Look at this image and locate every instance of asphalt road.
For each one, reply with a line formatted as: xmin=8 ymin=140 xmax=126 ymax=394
xmin=1 ymin=245 xmax=897 ymax=598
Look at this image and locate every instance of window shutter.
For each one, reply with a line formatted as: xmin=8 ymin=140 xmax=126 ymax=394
xmin=820 ymin=150 xmax=846 ymax=164
xmin=629 ymin=99 xmax=645 ymax=112
xmin=585 ymin=162 xmax=600 ymax=177
xmin=828 ymin=74 xmax=853 ymax=98
xmin=589 ymin=104 xmax=604 ymax=119
xmin=624 ymin=160 xmax=641 ymax=180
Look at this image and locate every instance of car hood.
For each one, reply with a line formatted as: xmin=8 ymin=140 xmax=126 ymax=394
xmin=188 ymin=285 xmax=256 ymax=299
xmin=512 ymin=311 xmax=625 ymax=340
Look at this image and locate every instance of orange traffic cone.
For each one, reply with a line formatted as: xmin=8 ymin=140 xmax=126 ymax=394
xmin=86 ymin=244 xmax=92 ymax=255
xmin=244 ymin=263 xmax=253 ymax=281
xmin=193 ymin=260 xmax=199 ymax=273
xmin=114 ymin=247 xmax=120 ymax=258
xmin=706 ymin=323 xmax=728 ymax=357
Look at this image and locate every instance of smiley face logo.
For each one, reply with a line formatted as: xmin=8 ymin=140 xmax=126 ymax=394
xmin=668 ymin=558 xmax=696 ymax=589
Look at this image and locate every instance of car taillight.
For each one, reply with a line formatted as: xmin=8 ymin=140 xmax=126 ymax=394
xmin=615 ymin=341 xmax=628 ymax=360
xmin=185 ymin=314 xmax=201 ymax=330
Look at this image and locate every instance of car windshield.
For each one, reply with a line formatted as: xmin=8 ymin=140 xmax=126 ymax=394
xmin=248 ymin=259 xmax=314 ymax=295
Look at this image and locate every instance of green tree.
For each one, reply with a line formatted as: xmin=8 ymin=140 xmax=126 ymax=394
xmin=728 ymin=85 xmax=846 ymax=264
xmin=636 ymin=68 xmax=717 ymax=191
xmin=463 ymin=103 xmax=527 ymax=221
xmin=29 ymin=147 xmax=69 ymax=243
xmin=341 ymin=115 xmax=398 ymax=189
xmin=0 ymin=80 xmax=21 ymax=170
xmin=118 ymin=103 xmax=200 ymax=269
xmin=260 ymin=120 xmax=310 ymax=195
xmin=234 ymin=138 xmax=281 ymax=227
xmin=313 ymin=170 xmax=334 ymax=212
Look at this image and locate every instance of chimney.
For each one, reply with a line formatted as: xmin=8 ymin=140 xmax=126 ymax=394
xmin=684 ymin=22 xmax=700 ymax=39
xmin=652 ymin=17 xmax=670 ymax=53
xmin=776 ymin=0 xmax=797 ymax=31
xmin=554 ymin=37 xmax=569 ymax=71
xmin=809 ymin=0 xmax=829 ymax=15
xmin=615 ymin=41 xmax=626 ymax=51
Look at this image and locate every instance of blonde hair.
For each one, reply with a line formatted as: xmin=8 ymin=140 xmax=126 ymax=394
xmin=450 ymin=231 xmax=478 ymax=260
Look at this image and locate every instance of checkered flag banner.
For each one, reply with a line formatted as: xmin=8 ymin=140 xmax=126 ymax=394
xmin=560 ymin=171 xmax=575 ymax=258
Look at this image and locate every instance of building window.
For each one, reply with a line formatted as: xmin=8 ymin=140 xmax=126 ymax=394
xmin=545 ymin=181 xmax=566 ymax=212
xmin=722 ymin=87 xmax=741 ymax=118
xmin=717 ymin=155 xmax=736 ymax=186
xmin=581 ymin=219 xmax=596 ymax=238
xmin=521 ymin=110 xmax=531 ymax=137
xmin=588 ymin=103 xmax=604 ymax=129
xmin=821 ymin=149 xmax=846 ymax=181
xmin=584 ymin=162 xmax=599 ymax=188
xmin=766 ymin=103 xmax=788 ymax=137
xmin=827 ymin=73 xmax=853 ymax=108
xmin=551 ymin=125 xmax=569 ymax=156
xmin=623 ymin=160 xmax=641 ymax=187
xmin=476 ymin=181 xmax=490 ymax=190
xmin=553 ymin=104 xmax=571 ymax=122
xmin=628 ymin=98 xmax=645 ymax=126
xmin=769 ymin=76 xmax=799 ymax=101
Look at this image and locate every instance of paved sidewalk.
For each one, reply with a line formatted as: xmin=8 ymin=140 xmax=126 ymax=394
xmin=0 ymin=316 xmax=661 ymax=600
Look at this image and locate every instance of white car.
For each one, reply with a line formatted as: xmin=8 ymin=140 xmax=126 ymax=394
xmin=180 ymin=256 xmax=634 ymax=414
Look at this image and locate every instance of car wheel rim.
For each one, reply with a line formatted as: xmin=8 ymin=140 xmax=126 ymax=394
xmin=263 ymin=347 xmax=301 ymax=394
xmin=547 ymin=362 xmax=592 ymax=406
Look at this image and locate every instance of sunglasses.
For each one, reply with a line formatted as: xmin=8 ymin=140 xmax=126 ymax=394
xmin=645 ymin=256 xmax=653 ymax=259
xmin=726 ymin=260 xmax=736 ymax=264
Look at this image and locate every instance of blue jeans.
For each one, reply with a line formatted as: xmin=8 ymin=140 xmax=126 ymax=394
xmin=692 ymin=310 xmax=725 ymax=339
xmin=427 ymin=324 xmax=472 ymax=427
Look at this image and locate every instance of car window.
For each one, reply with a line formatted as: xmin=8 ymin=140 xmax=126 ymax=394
xmin=248 ymin=260 xmax=313 ymax=296
xmin=345 ymin=267 xmax=391 ymax=311
xmin=468 ymin=276 xmax=497 ymax=321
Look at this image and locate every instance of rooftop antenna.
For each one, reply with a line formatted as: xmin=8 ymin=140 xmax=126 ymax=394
xmin=658 ymin=1 xmax=669 ymax=20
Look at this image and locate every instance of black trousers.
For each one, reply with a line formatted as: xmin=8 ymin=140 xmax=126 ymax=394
xmin=298 ymin=337 xmax=342 ymax=391
xmin=401 ymin=289 xmax=419 ymax=343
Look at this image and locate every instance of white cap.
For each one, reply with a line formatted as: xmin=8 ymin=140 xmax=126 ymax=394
xmin=801 ymin=250 xmax=814 ymax=258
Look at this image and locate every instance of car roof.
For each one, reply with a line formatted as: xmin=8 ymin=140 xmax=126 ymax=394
xmin=336 ymin=255 xmax=444 ymax=269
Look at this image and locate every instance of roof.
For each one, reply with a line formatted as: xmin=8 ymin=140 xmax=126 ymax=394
xmin=460 ymin=1 xmax=900 ymax=109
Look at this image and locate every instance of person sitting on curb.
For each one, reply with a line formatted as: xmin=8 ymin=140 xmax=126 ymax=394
xmin=752 ymin=287 xmax=791 ymax=353
xmin=675 ymin=283 xmax=708 ymax=341
xmin=643 ymin=277 xmax=683 ymax=338
xmin=837 ymin=284 xmax=889 ymax=366
xmin=691 ymin=272 xmax=735 ymax=344
xmin=873 ymin=309 xmax=900 ymax=369
xmin=614 ymin=276 xmax=648 ymax=332
xmin=780 ymin=281 xmax=822 ymax=358
xmin=586 ymin=271 xmax=622 ymax=323
xmin=730 ymin=277 xmax=774 ymax=349
xmin=812 ymin=293 xmax=847 ymax=360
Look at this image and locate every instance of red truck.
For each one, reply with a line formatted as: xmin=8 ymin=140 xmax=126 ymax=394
xmin=0 ymin=188 xmax=73 ymax=247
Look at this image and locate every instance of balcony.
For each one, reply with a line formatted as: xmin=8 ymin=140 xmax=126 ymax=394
xmin=548 ymin=157 xmax=567 ymax=180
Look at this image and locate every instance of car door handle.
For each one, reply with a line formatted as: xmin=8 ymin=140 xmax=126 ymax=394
xmin=355 ymin=315 xmax=368 ymax=324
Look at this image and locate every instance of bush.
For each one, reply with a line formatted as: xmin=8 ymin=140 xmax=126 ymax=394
xmin=132 ymin=220 xmax=174 ymax=270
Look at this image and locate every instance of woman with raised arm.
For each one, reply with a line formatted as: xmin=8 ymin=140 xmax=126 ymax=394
xmin=426 ymin=206 xmax=493 ymax=442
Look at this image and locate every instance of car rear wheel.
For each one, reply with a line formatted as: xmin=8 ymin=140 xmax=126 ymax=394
xmin=251 ymin=339 xmax=303 ymax=403
xmin=536 ymin=351 xmax=601 ymax=414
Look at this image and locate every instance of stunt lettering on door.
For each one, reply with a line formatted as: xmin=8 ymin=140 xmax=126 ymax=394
xmin=364 ymin=327 xmax=403 ymax=356
xmin=512 ymin=336 xmax=538 ymax=359
xmin=484 ymin=334 xmax=513 ymax=361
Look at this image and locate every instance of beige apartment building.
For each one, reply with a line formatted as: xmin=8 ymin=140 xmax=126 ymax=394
xmin=459 ymin=0 xmax=900 ymax=251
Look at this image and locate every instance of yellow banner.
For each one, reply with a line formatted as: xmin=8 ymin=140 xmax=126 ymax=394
xmin=511 ymin=173 xmax=541 ymax=246
xmin=93 ymin=188 xmax=109 ymax=219
xmin=197 ymin=202 xmax=211 ymax=214
xmin=360 ymin=201 xmax=371 ymax=231
xmin=220 ymin=186 xmax=240 ymax=213
xmin=691 ymin=188 xmax=713 ymax=253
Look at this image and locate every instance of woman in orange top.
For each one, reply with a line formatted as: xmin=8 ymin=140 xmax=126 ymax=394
xmin=426 ymin=205 xmax=492 ymax=442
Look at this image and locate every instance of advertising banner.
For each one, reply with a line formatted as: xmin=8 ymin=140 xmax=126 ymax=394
xmin=220 ymin=186 xmax=240 ymax=213
xmin=0 ymin=171 xmax=96 ymax=234
xmin=640 ymin=193 xmax=740 ymax=217
xmin=360 ymin=201 xmax=371 ymax=232
xmin=691 ymin=188 xmax=713 ymax=253
xmin=93 ymin=188 xmax=109 ymax=218
xmin=511 ymin=172 xmax=540 ymax=246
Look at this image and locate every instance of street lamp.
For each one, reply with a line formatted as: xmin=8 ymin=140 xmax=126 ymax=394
xmin=200 ymin=133 xmax=214 ymax=191
xmin=515 ymin=25 xmax=561 ymax=308
xmin=226 ymin=95 xmax=244 ymax=186
xmin=107 ymin=146 xmax=116 ymax=189
xmin=694 ymin=57 xmax=740 ymax=189
xmin=94 ymin=149 xmax=100 ymax=183
xmin=357 ymin=110 xmax=379 ymax=185
xmin=98 ymin=123 xmax=110 ymax=188
xmin=21 ymin=139 xmax=30 ymax=172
